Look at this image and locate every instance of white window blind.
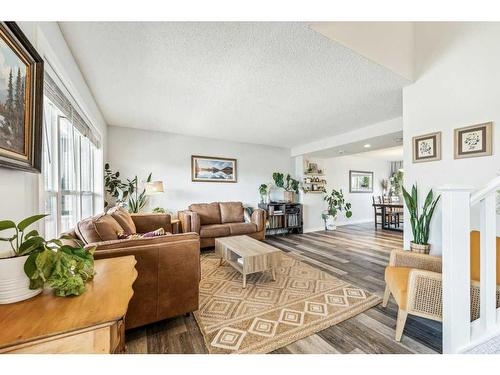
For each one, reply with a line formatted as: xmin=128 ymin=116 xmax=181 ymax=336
xmin=41 ymin=73 xmax=100 ymax=238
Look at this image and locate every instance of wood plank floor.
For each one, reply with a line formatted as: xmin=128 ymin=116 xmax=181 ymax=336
xmin=125 ymin=224 xmax=442 ymax=354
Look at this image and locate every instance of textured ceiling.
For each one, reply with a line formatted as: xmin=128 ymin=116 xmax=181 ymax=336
xmin=308 ymin=131 xmax=403 ymax=159
xmin=59 ymin=22 xmax=409 ymax=148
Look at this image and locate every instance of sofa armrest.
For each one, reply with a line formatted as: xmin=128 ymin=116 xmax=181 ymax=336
xmin=251 ymin=208 xmax=266 ymax=232
xmin=389 ymin=249 xmax=442 ymax=273
xmin=90 ymin=232 xmax=200 ymax=329
xmin=131 ymin=213 xmax=171 ymax=234
xmin=178 ymin=210 xmax=200 ymax=234
xmin=86 ymin=232 xmax=199 ymax=252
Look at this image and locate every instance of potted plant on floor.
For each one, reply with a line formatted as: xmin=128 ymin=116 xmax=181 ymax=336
xmin=402 ymin=184 xmax=440 ymax=254
xmin=272 ymin=172 xmax=300 ymax=203
xmin=322 ymin=189 xmax=352 ymax=230
xmin=0 ymin=214 xmax=48 ymax=303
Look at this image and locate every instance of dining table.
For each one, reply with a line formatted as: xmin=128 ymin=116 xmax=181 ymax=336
xmin=372 ymin=202 xmax=404 ymax=232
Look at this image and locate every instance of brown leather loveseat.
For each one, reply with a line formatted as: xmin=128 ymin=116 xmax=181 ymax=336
xmin=178 ymin=202 xmax=266 ymax=248
xmin=62 ymin=207 xmax=200 ymax=329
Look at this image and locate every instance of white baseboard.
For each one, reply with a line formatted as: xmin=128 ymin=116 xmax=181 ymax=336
xmin=303 ymin=227 xmax=325 ymax=233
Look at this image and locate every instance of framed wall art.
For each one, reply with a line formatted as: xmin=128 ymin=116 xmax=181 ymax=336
xmin=454 ymin=122 xmax=493 ymax=159
xmin=191 ymin=155 xmax=237 ymax=183
xmin=412 ymin=131 xmax=441 ymax=163
xmin=349 ymin=170 xmax=373 ymax=193
xmin=0 ymin=22 xmax=44 ymax=173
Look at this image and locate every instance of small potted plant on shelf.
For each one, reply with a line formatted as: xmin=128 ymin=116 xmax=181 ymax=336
xmin=258 ymin=184 xmax=269 ymax=204
xmin=322 ymin=189 xmax=352 ymax=230
xmin=0 ymin=214 xmax=96 ymax=304
xmin=402 ymin=184 xmax=440 ymax=254
xmin=272 ymin=172 xmax=300 ymax=203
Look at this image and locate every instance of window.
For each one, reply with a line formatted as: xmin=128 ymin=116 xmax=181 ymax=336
xmin=41 ymin=95 xmax=99 ymax=238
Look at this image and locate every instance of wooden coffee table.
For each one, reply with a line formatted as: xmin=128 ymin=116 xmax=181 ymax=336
xmin=215 ymin=235 xmax=282 ymax=288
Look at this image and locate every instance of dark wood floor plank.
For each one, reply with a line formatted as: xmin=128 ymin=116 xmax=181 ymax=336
xmin=125 ymin=224 xmax=442 ymax=354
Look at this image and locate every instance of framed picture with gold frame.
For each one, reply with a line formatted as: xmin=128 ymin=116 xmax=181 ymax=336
xmin=412 ymin=131 xmax=441 ymax=163
xmin=191 ymin=155 xmax=237 ymax=183
xmin=454 ymin=122 xmax=493 ymax=159
xmin=0 ymin=22 xmax=44 ymax=173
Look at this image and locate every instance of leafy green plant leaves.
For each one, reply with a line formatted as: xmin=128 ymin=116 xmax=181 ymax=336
xmin=402 ymin=184 xmax=440 ymax=245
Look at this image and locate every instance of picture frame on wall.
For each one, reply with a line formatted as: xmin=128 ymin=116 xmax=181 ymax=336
xmin=349 ymin=170 xmax=373 ymax=193
xmin=191 ymin=155 xmax=237 ymax=183
xmin=454 ymin=122 xmax=493 ymax=159
xmin=0 ymin=22 xmax=44 ymax=173
xmin=412 ymin=131 xmax=441 ymax=163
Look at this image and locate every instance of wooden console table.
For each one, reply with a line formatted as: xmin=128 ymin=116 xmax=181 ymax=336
xmin=0 ymin=256 xmax=137 ymax=354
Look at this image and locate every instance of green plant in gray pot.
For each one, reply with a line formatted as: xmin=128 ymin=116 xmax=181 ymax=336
xmin=402 ymin=184 xmax=440 ymax=254
xmin=322 ymin=189 xmax=352 ymax=230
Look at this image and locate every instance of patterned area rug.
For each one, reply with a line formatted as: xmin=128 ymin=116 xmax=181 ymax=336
xmin=194 ymin=252 xmax=381 ymax=354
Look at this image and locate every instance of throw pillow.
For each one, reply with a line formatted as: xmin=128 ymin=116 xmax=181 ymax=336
xmin=243 ymin=206 xmax=253 ymax=223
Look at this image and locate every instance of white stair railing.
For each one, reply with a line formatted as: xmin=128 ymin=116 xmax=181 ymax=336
xmin=441 ymin=176 xmax=500 ymax=353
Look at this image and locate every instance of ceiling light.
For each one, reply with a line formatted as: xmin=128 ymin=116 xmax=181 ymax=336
xmin=338 ymin=150 xmax=345 ymax=154
xmin=394 ymin=137 xmax=403 ymax=142
xmin=363 ymin=144 xmax=371 ymax=148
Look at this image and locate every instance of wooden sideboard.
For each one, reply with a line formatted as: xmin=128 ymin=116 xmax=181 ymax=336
xmin=0 ymin=256 xmax=137 ymax=354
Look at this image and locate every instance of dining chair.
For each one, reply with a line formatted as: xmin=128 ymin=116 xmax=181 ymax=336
xmin=373 ymin=196 xmax=383 ymax=229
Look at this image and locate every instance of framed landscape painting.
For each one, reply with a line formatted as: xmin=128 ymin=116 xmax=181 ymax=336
xmin=412 ymin=131 xmax=441 ymax=163
xmin=454 ymin=122 xmax=493 ymax=159
xmin=349 ymin=170 xmax=373 ymax=193
xmin=0 ymin=22 xmax=43 ymax=172
xmin=191 ymin=155 xmax=237 ymax=183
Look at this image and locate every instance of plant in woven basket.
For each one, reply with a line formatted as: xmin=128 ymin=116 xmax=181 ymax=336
xmin=402 ymin=184 xmax=440 ymax=252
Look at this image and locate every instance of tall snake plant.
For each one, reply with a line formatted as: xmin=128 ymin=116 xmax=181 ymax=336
xmin=402 ymin=184 xmax=440 ymax=245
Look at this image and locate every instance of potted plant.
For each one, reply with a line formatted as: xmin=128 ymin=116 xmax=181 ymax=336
xmin=258 ymin=184 xmax=269 ymax=204
xmin=272 ymin=172 xmax=300 ymax=203
xmin=0 ymin=214 xmax=96 ymax=303
xmin=402 ymin=184 xmax=440 ymax=254
xmin=24 ymin=236 xmax=95 ymax=297
xmin=322 ymin=189 xmax=352 ymax=230
xmin=0 ymin=214 xmax=48 ymax=304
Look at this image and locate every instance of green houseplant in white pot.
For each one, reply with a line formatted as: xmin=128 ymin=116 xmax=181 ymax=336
xmin=402 ymin=184 xmax=440 ymax=254
xmin=0 ymin=214 xmax=48 ymax=304
xmin=322 ymin=189 xmax=352 ymax=230
xmin=0 ymin=214 xmax=95 ymax=303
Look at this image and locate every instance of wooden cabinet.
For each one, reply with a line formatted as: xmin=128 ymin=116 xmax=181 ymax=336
xmin=0 ymin=256 xmax=137 ymax=354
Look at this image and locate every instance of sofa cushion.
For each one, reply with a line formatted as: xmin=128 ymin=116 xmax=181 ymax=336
xmin=384 ymin=266 xmax=412 ymax=310
xmin=470 ymin=230 xmax=500 ymax=284
xmin=108 ymin=206 xmax=136 ymax=235
xmin=189 ymin=202 xmax=221 ymax=225
xmin=228 ymin=222 xmax=257 ymax=235
xmin=75 ymin=214 xmax=123 ymax=244
xmin=199 ymin=224 xmax=230 ymax=238
xmin=220 ymin=202 xmax=244 ymax=224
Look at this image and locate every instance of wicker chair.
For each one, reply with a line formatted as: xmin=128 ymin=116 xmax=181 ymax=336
xmin=383 ymin=231 xmax=500 ymax=341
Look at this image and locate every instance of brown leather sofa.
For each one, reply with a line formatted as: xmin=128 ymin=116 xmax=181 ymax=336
xmin=62 ymin=207 xmax=200 ymax=330
xmin=178 ymin=202 xmax=266 ymax=248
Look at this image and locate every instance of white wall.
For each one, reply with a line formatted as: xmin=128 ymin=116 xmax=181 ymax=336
xmin=0 ymin=22 xmax=107 ymax=224
xmin=301 ymin=155 xmax=391 ymax=232
xmin=403 ymin=23 xmax=500 ymax=254
xmin=309 ymin=22 xmax=415 ymax=80
xmin=107 ymin=126 xmax=293 ymax=215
